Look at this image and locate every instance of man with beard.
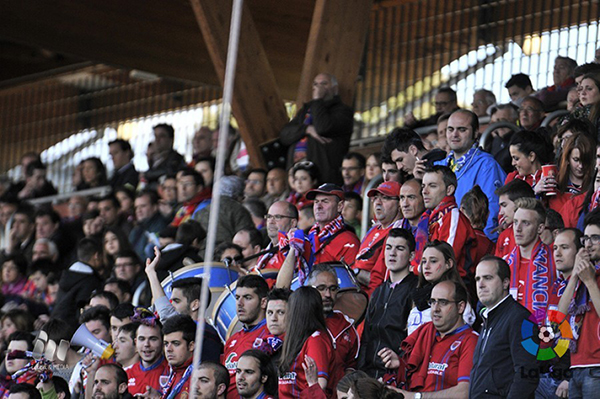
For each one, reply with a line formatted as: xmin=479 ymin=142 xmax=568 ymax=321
xmin=91 ymin=364 xmax=130 ymax=399
xmin=193 ymin=362 xmax=229 ymax=399
xmin=235 ymin=350 xmax=277 ymax=399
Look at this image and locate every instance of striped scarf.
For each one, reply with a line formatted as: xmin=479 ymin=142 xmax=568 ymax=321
xmin=448 ymin=145 xmax=478 ymax=173
xmin=567 ymin=264 xmax=600 ymax=352
xmin=309 ymin=215 xmax=345 ymax=254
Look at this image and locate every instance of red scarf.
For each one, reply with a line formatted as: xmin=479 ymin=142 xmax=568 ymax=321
xmin=171 ymin=188 xmax=212 ymax=227
xmin=506 ymin=239 xmax=555 ymax=314
xmin=428 ymin=196 xmax=457 ymax=236
xmin=309 ymin=215 xmax=345 ymax=254
xmin=396 ymin=322 xmax=438 ymax=390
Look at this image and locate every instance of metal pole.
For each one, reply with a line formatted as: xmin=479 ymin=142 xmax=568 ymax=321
xmin=191 ymin=0 xmax=244 ymax=397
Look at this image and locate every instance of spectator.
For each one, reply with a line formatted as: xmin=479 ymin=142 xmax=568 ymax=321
xmin=255 ymin=201 xmax=299 ymax=271
xmin=265 ymin=288 xmax=291 ymax=337
xmin=518 ymin=96 xmax=546 ymax=130
xmin=103 ymin=227 xmax=132 ymax=272
xmin=4 ymin=203 xmax=36 ymax=263
xmin=15 ymin=160 xmax=57 ymax=200
xmin=244 ymin=168 xmax=267 ymax=199
xmin=460 ymin=185 xmax=495 ymax=263
xmin=341 ymin=152 xmax=366 ymax=194
xmin=191 ymin=127 xmax=213 ymax=165
xmin=505 ymin=73 xmax=535 ymax=107
xmin=158 ymin=174 xmax=178 ymax=220
xmin=537 ymin=56 xmax=577 ymax=110
xmin=89 ymin=364 xmax=130 ymax=399
xmin=235 ymin=349 xmax=277 ymax=399
xmin=242 ymin=198 xmax=267 ymax=231
xmin=404 ymin=87 xmax=459 ymax=129
xmin=232 ymin=228 xmax=263 ymax=271
xmin=99 ymin=194 xmax=132 ymax=236
xmin=113 ymin=322 xmax=141 ymax=368
xmin=280 ymin=73 xmax=354 ymax=186
xmin=145 ymin=124 xmax=187 ymax=188
xmin=471 ymin=89 xmax=496 ymax=117
xmin=194 ymin=362 xmax=229 ymax=399
xmin=435 ymin=109 xmax=506 ymax=240
xmin=77 ymin=157 xmax=108 ymax=191
xmin=287 ymin=161 xmax=319 ymax=211
xmin=470 ymin=256 xmax=539 ymax=398
xmin=129 ymin=190 xmax=169 ymax=260
xmin=8 ymin=384 xmax=41 ymax=399
xmin=114 ymin=186 xmax=136 ymax=221
xmin=505 ymin=130 xmax=553 ymax=189
xmin=364 ymin=153 xmax=382 ymax=188
xmin=109 ymin=303 xmax=135 ymax=343
xmin=112 ymin=250 xmax=144 ymax=295
xmin=341 ymin=191 xmax=362 ymax=238
xmin=487 ymin=104 xmax=520 ymax=174
xmin=1 ymin=254 xmax=27 ymax=296
xmin=108 ymin=139 xmax=138 ymax=190
xmin=578 ymin=71 xmax=600 ymax=137
xmin=381 ymin=157 xmax=401 ymax=183
xmin=194 ymin=156 xmax=216 ymax=188
xmin=262 ymin=167 xmax=290 ymax=209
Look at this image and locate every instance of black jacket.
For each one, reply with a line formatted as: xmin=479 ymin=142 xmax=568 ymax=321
xmin=280 ymin=95 xmax=353 ymax=186
xmin=51 ymin=261 xmax=102 ymax=328
xmin=470 ymin=295 xmax=539 ymax=399
xmin=358 ymin=274 xmax=418 ymax=378
xmin=110 ymin=162 xmax=139 ymax=190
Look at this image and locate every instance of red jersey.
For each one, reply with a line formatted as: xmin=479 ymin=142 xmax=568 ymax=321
xmin=560 ymin=193 xmax=586 ymax=228
xmin=422 ymin=324 xmax=478 ymax=391
xmin=325 ymin=311 xmax=359 ymax=370
xmin=354 ymin=224 xmax=393 ymax=273
xmin=474 ymin=229 xmax=495 ymax=264
xmin=314 ymin=230 xmax=360 ymax=264
xmin=495 ymin=225 xmax=515 ymax=260
xmin=570 ymin=274 xmax=600 ymax=368
xmin=278 ymin=330 xmax=339 ymax=399
xmin=222 ymin=320 xmax=275 ymax=399
xmin=126 ymin=357 xmax=170 ymax=395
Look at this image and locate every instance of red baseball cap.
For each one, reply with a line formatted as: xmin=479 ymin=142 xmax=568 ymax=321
xmin=367 ymin=181 xmax=401 ymax=198
xmin=306 ymin=183 xmax=345 ymax=200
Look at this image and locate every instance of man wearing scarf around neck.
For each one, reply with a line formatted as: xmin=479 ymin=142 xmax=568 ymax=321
xmin=507 ymin=198 xmax=556 ymax=314
xmin=558 ymin=208 xmax=600 ymax=398
xmin=421 ymin=166 xmax=477 ymax=284
xmin=304 ymin=184 xmax=360 ymax=265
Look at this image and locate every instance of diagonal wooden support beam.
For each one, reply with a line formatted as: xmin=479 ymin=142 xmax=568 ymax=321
xmin=190 ymin=0 xmax=289 ymax=168
xmin=296 ymin=0 xmax=373 ymax=107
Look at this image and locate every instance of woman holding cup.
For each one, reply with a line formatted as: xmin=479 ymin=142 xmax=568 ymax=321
xmin=505 ymin=130 xmax=554 ymax=189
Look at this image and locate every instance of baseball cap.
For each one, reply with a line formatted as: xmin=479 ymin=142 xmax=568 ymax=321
xmin=306 ymin=183 xmax=345 ymax=200
xmin=367 ymin=181 xmax=401 ymax=198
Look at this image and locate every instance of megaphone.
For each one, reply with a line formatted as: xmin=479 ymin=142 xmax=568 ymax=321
xmin=71 ymin=325 xmax=114 ymax=360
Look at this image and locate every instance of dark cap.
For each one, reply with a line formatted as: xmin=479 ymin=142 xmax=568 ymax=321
xmin=306 ymin=183 xmax=345 ymax=201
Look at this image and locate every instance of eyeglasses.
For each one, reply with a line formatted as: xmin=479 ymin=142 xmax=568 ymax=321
xmin=427 ymin=298 xmax=460 ymax=307
xmin=580 ymin=235 xmax=600 ymax=246
xmin=313 ymin=284 xmax=340 ymax=293
xmin=264 ymin=214 xmax=295 ymax=221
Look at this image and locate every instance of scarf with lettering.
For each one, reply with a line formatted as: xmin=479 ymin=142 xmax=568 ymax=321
xmin=506 ymin=239 xmax=555 ymax=314
xmin=448 ymin=145 xmax=478 ymax=173
xmin=309 ymin=215 xmax=345 ymax=254
xmin=567 ymin=264 xmax=600 ymax=352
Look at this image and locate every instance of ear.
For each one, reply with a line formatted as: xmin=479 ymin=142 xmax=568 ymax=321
xmin=527 ymin=151 xmax=536 ymax=163
xmin=217 ymin=383 xmax=227 ymax=396
xmin=290 ymin=218 xmax=298 ymax=229
xmin=118 ymin=383 xmax=128 ymax=395
xmin=536 ymin=222 xmax=545 ymax=237
xmin=337 ymin=200 xmax=345 ymax=214
xmin=502 ymin=277 xmax=510 ymax=292
xmin=188 ymin=340 xmax=196 ymax=352
xmin=261 ymin=374 xmax=268 ymax=384
xmin=260 ymin=296 xmax=268 ymax=311
xmin=409 ymin=144 xmax=419 ymax=156
xmin=446 ymin=184 xmax=456 ymax=197
xmin=457 ymin=300 xmax=467 ymax=315
xmin=409 ymin=251 xmax=415 ymax=262
xmin=190 ymin=299 xmax=200 ymax=313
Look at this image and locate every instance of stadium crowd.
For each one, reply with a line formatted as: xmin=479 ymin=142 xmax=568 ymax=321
xmin=0 ymin=55 xmax=599 ymax=399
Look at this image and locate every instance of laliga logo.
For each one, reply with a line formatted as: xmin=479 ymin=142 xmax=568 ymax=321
xmin=520 ymin=309 xmax=572 ymax=361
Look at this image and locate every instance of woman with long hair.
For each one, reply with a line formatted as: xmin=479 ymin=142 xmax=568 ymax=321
xmin=77 ymin=157 xmax=108 ymax=190
xmin=102 ymin=226 xmax=132 ymax=271
xmin=278 ymin=286 xmax=339 ymax=398
xmin=557 ymin=133 xmax=595 ymax=196
xmin=578 ymin=71 xmax=600 ymax=137
xmin=406 ymin=241 xmax=474 ymax=335
xmin=505 ymin=130 xmax=554 ymax=189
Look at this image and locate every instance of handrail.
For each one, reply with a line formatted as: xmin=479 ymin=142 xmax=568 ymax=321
xmin=360 ymin=174 xmax=383 ymax=240
xmin=27 ymin=185 xmax=112 ymax=206
xmin=478 ymin=121 xmax=521 ymax=149
xmin=541 ymin=110 xmax=569 ymax=127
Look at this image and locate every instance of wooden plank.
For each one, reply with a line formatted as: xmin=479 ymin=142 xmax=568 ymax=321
xmin=295 ymin=0 xmax=374 ymax=107
xmin=189 ymin=0 xmax=289 ymax=168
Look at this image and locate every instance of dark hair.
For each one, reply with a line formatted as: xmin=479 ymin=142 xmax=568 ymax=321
xmin=381 ymin=127 xmax=425 ymax=158
xmin=460 ymin=185 xmax=489 ymax=230
xmin=2 ymin=309 xmax=34 ymax=333
xmin=574 ymin=62 xmax=600 ymax=78
xmin=236 ymin=228 xmax=263 ymax=249
xmin=557 ymin=118 xmax=597 ymax=144
xmin=82 ymin=157 xmax=108 ymax=186
xmin=479 ymin=255 xmax=511 ymax=282
xmin=267 ymin=288 xmax=292 ymax=303
xmin=172 ymin=277 xmax=211 ymax=310
xmin=25 ymin=160 xmax=47 ymax=177
xmin=505 ymin=73 xmax=533 ymax=90
xmin=9 ymin=383 xmax=41 ymax=399
xmin=344 ymin=191 xmax=363 ymax=211
xmin=153 ymin=123 xmax=175 ymax=139
xmin=180 ymin=168 xmax=205 ymax=187
xmin=7 ymin=331 xmax=34 ymax=351
xmin=14 ymin=203 xmax=35 ymax=223
xmin=336 ymin=370 xmax=370 ymax=393
xmin=424 ymin=165 xmax=457 ymax=190
xmin=246 ymin=168 xmax=268 ymax=180
xmin=198 ymin=362 xmax=229 ymax=392
xmin=80 ymin=305 xmax=111 ymax=331
xmin=103 ymin=278 xmax=132 ymax=296
xmin=243 ymin=198 xmax=267 ymax=220
xmin=196 ymin=156 xmax=216 ymax=172
xmin=343 ymin=152 xmax=367 ymax=169
xmin=239 ymin=349 xmax=278 ymax=396
xmin=558 ymin=133 xmax=595 ymax=193
xmin=176 ymin=220 xmax=206 ymax=247
xmin=495 ymin=178 xmax=535 ymax=201
xmin=419 ymin=240 xmax=461 ymax=287
xmin=291 ymin=161 xmax=320 ymax=184
xmin=278 ymin=287 xmax=327 ymax=375
xmin=350 ymin=378 xmax=404 ymax=399
xmin=97 ymin=363 xmax=128 ymax=389
xmin=508 ymin=130 xmax=554 ymax=166
xmin=109 ymin=139 xmax=133 ymax=157
xmin=35 ymin=207 xmax=60 ymax=225
xmin=82 ymin=209 xmax=100 ymax=224
xmin=545 ymin=209 xmax=565 ymax=231
xmin=451 ymin=109 xmax=479 ymax=135
xmin=214 ymin=242 xmax=243 ymax=263
xmin=137 ymin=189 xmax=160 ymax=205
xmin=162 ymin=314 xmax=196 ymax=344
xmin=237 ymin=275 xmax=269 ymax=299
xmin=77 ymin=238 xmax=103 ymax=263
xmin=584 ymin=207 xmax=600 ymax=230
xmin=118 ymin=322 xmax=141 ymax=341
xmin=387 ymin=228 xmax=416 ymax=252
xmin=111 ymin=303 xmax=135 ymax=320
xmin=90 ymin=290 xmax=120 ymax=310
xmin=103 ymin=226 xmax=132 ymax=266
xmin=438 ymin=87 xmax=457 ymax=101
xmin=2 ymin=253 xmax=28 ymax=277
xmin=114 ymin=249 xmax=142 ymax=266
xmin=51 ymin=377 xmax=70 ymax=399
xmin=40 ymin=318 xmax=71 ymax=342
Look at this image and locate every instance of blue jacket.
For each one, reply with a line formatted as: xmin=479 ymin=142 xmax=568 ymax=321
xmin=435 ymin=148 xmax=506 ymax=241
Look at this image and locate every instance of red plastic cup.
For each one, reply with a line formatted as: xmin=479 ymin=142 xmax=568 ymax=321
xmin=541 ymin=164 xmax=558 ymax=196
